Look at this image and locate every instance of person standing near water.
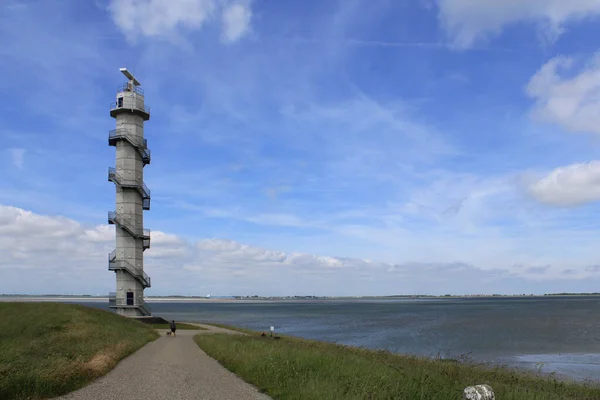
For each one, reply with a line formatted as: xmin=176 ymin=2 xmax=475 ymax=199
xmin=170 ymin=320 xmax=177 ymax=337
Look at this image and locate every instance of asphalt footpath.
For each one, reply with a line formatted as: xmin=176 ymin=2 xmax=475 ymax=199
xmin=55 ymin=324 xmax=271 ymax=400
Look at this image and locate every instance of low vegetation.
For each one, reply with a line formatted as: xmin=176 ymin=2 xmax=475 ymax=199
xmin=195 ymin=332 xmax=600 ymax=400
xmin=149 ymin=322 xmax=206 ymax=330
xmin=198 ymin=322 xmax=255 ymax=334
xmin=0 ymin=302 xmax=158 ymax=400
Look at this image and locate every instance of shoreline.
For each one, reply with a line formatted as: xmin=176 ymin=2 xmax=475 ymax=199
xmin=2 ymin=294 xmax=599 ymax=303
xmin=194 ymin=321 xmax=600 ymax=384
xmin=0 ymin=297 xmax=312 ymax=303
xmin=193 ymin=324 xmax=600 ymax=399
xmin=3 ymin=299 xmax=600 ymax=385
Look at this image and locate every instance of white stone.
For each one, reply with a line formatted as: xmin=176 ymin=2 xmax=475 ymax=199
xmin=463 ymin=384 xmax=495 ymax=400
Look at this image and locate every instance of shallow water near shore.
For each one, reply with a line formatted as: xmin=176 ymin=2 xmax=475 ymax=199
xmin=66 ymin=296 xmax=600 ymax=383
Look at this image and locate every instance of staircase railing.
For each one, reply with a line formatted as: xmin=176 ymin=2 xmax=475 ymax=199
xmin=117 ymin=83 xmax=144 ymax=96
xmin=108 ymin=251 xmax=151 ymax=288
xmin=139 ymin=302 xmax=152 ymax=316
xmin=108 ymin=292 xmax=151 ymax=316
xmin=108 ymin=128 xmax=151 ymax=164
xmin=108 ymin=292 xmax=117 ymax=307
xmin=108 ymin=167 xmax=151 ymax=210
xmin=108 ymin=211 xmax=151 ymax=242
xmin=109 ymin=99 xmax=150 ymax=115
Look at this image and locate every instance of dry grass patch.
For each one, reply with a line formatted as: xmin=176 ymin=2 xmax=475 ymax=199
xmin=83 ymin=352 xmax=113 ymax=374
xmin=81 ymin=342 xmax=128 ymax=374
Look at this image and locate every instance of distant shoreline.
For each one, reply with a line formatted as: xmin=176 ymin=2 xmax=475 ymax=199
xmin=1 ymin=294 xmax=600 ymax=303
xmin=0 ymin=297 xmax=242 ymax=303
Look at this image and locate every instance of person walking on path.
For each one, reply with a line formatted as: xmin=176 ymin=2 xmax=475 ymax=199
xmin=170 ymin=320 xmax=177 ymax=338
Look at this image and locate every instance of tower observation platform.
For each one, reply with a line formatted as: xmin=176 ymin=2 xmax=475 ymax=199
xmin=107 ymin=68 xmax=152 ymax=317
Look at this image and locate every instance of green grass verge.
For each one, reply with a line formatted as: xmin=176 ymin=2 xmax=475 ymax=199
xmin=148 ymin=322 xmax=207 ymax=330
xmin=194 ymin=333 xmax=600 ymax=400
xmin=0 ymin=302 xmax=159 ymax=400
xmin=198 ymin=322 xmax=255 ymax=334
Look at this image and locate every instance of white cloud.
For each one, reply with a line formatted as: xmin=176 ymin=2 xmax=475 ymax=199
xmin=8 ymin=148 xmax=25 ymax=169
xmin=83 ymin=225 xmax=114 ymax=243
xmin=437 ymin=0 xmax=600 ymax=48
xmin=108 ymin=0 xmax=217 ymax=41
xmin=157 ymin=164 xmax=600 ymax=275
xmin=195 ymin=238 xmax=344 ymax=268
xmin=0 ymin=205 xmax=108 ymax=269
xmin=525 ymin=54 xmax=600 ymax=207
xmin=1 ymin=204 xmax=600 ymax=296
xmin=108 ymin=0 xmax=251 ymax=43
xmin=221 ymin=1 xmax=252 ymax=43
xmin=527 ymin=54 xmax=600 ymax=135
xmin=528 ymin=161 xmax=600 ymax=206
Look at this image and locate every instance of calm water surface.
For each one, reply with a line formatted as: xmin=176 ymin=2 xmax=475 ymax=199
xmin=81 ymin=297 xmax=600 ymax=382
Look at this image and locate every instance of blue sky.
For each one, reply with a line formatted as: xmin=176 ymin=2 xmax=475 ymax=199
xmin=2 ymin=0 xmax=600 ymax=296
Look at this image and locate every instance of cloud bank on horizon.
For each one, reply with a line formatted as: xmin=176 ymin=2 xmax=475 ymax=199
xmin=1 ymin=0 xmax=600 ymax=295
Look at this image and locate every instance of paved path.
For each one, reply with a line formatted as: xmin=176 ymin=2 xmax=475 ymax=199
xmin=56 ymin=324 xmax=271 ymax=400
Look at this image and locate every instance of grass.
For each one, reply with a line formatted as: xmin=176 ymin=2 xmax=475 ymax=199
xmin=148 ymin=322 xmax=207 ymax=330
xmin=0 ymin=302 xmax=159 ymax=400
xmin=194 ymin=332 xmax=600 ymax=400
xmin=198 ymin=322 xmax=255 ymax=334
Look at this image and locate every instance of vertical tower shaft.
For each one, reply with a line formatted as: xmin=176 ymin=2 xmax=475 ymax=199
xmin=107 ymin=68 xmax=152 ymax=317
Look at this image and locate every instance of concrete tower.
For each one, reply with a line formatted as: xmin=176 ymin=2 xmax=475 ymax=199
xmin=107 ymin=68 xmax=152 ymax=317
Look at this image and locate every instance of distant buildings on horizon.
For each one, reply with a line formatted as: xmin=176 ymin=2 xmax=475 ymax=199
xmin=3 ymin=293 xmax=600 ymax=298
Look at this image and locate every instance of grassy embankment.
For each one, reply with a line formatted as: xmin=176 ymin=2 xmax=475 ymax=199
xmin=0 ymin=303 xmax=159 ymax=400
xmin=195 ymin=328 xmax=600 ymax=400
xmin=199 ymin=322 xmax=255 ymax=334
xmin=148 ymin=322 xmax=206 ymax=330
